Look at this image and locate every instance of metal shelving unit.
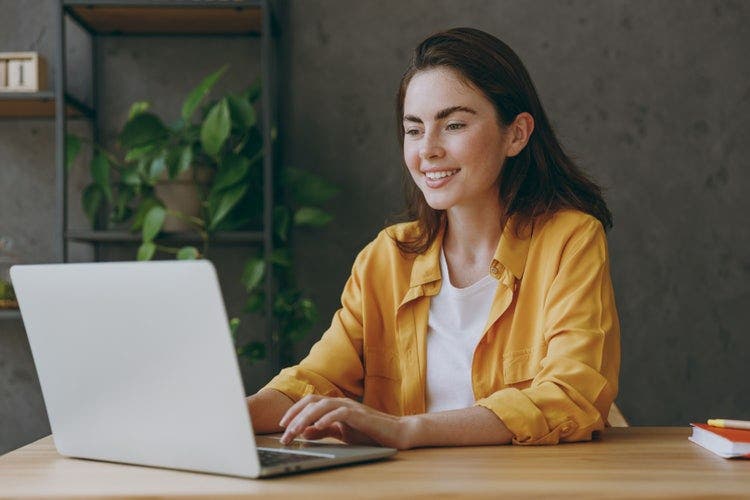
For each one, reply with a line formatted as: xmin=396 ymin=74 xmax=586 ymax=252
xmin=45 ymin=0 xmax=279 ymax=371
xmin=0 ymin=310 xmax=22 ymax=321
xmin=66 ymin=229 xmax=266 ymax=245
xmin=0 ymin=3 xmax=280 ymax=368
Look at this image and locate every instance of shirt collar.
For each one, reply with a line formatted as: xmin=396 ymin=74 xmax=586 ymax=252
xmin=408 ymin=215 xmax=532 ymax=288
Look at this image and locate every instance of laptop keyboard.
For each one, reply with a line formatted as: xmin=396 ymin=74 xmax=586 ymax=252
xmin=257 ymin=448 xmax=326 ymax=467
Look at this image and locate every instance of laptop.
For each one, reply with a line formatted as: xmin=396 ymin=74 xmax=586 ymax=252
xmin=10 ymin=260 xmax=396 ymax=478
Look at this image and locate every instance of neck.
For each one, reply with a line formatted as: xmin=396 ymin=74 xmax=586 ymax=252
xmin=442 ymin=198 xmax=504 ymax=265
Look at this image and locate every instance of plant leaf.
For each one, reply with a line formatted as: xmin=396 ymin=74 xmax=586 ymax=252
xmin=200 ymin=98 xmax=231 ymax=158
xmin=90 ymin=153 xmax=112 ymax=203
xmin=243 ymin=291 xmax=265 ymax=313
xmin=128 ymin=101 xmax=150 ymax=119
xmin=168 ymin=145 xmax=193 ymax=179
xmin=148 ymin=152 xmax=167 ymax=181
xmin=124 ymin=143 xmax=158 ymax=163
xmin=111 ymin=187 xmax=135 ymax=223
xmin=81 ymin=183 xmax=103 ymax=227
xmin=285 ymin=167 xmax=339 ymax=206
xmin=229 ymin=317 xmax=240 ymax=338
xmin=120 ymin=167 xmax=141 ymax=187
xmin=241 ymin=257 xmax=265 ymax=292
xmin=299 ymin=298 xmax=318 ymax=324
xmin=273 ymin=206 xmax=290 ymax=242
xmin=236 ymin=341 xmax=265 ymax=361
xmin=142 ymin=205 xmax=166 ymax=242
xmin=137 ymin=242 xmax=156 ymax=261
xmin=293 ymin=207 xmax=333 ymax=227
xmin=208 ymin=182 xmax=249 ymax=231
xmin=130 ymin=197 xmax=163 ymax=231
xmin=270 ymin=248 xmax=291 ymax=267
xmin=227 ymin=93 xmax=256 ymax=131
xmin=181 ymin=65 xmax=228 ymax=122
xmin=242 ymin=77 xmax=262 ymax=103
xmin=176 ymin=246 xmax=200 ymax=260
xmin=211 ymin=153 xmax=251 ymax=194
xmin=119 ymin=113 xmax=169 ymax=149
xmin=65 ymin=135 xmax=81 ymax=173
xmin=168 ymin=117 xmax=186 ymax=133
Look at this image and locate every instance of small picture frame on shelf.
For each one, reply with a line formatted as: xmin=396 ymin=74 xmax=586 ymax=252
xmin=0 ymin=52 xmax=47 ymax=92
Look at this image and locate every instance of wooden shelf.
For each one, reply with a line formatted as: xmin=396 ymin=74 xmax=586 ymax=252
xmin=64 ymin=1 xmax=263 ymax=35
xmin=0 ymin=92 xmax=94 ymax=119
xmin=66 ymin=229 xmax=264 ymax=244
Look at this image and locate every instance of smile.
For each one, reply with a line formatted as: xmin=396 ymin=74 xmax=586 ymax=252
xmin=424 ymin=169 xmax=460 ymax=180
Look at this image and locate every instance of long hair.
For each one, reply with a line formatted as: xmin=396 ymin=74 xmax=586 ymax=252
xmin=394 ymin=27 xmax=612 ymax=254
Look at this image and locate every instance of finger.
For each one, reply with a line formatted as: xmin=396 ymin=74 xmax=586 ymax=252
xmin=299 ymin=425 xmax=340 ymax=441
xmin=313 ymin=406 xmax=353 ymax=430
xmin=284 ymin=398 xmax=344 ymax=440
xmin=281 ymin=399 xmax=347 ymax=444
xmin=279 ymin=394 xmax=321 ymax=428
xmin=315 ymin=408 xmax=382 ymax=447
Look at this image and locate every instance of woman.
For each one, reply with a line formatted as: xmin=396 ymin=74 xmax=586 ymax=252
xmin=247 ymin=27 xmax=620 ymax=449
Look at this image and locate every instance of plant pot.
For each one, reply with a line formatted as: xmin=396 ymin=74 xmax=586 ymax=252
xmin=154 ymin=181 xmax=202 ymax=232
xmin=153 ymin=167 xmax=213 ymax=232
xmin=0 ymin=299 xmax=18 ymax=309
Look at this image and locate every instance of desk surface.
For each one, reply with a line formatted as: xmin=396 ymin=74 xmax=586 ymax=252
xmin=0 ymin=427 xmax=748 ymax=499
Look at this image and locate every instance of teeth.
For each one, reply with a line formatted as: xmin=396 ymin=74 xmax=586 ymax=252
xmin=425 ymin=170 xmax=459 ymax=180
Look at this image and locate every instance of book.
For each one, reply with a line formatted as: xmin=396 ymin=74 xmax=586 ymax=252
xmin=689 ymin=423 xmax=750 ymax=458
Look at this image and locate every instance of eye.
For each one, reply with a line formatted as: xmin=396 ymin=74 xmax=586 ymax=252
xmin=405 ymin=128 xmax=422 ymax=136
xmin=446 ymin=122 xmax=465 ymax=130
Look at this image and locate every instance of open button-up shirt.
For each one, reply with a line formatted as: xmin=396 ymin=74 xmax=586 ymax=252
xmin=264 ymin=209 xmax=620 ymax=445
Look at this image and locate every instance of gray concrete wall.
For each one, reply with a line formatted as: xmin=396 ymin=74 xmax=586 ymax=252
xmin=1 ymin=0 xmax=748 ymax=454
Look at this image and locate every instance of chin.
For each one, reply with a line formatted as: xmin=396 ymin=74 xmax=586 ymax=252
xmin=422 ymin=195 xmax=455 ymax=211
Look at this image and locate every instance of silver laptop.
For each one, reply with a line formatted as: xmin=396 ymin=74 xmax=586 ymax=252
xmin=11 ymin=260 xmax=396 ymax=478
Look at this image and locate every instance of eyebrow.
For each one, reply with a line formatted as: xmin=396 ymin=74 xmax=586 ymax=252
xmin=403 ymin=105 xmax=477 ymax=123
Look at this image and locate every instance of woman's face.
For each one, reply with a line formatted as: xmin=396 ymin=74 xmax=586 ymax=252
xmin=402 ymin=67 xmax=510 ymax=212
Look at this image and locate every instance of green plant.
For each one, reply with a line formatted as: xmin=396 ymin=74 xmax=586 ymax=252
xmin=68 ymin=67 xmax=337 ymax=364
xmin=0 ymin=280 xmax=15 ymax=301
xmin=240 ymin=167 xmax=338 ymax=366
xmin=68 ymin=65 xmax=265 ymax=260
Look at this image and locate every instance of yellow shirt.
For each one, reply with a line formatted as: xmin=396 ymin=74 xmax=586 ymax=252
xmin=264 ymin=209 xmax=620 ymax=445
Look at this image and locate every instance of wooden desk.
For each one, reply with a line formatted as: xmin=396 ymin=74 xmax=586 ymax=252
xmin=0 ymin=427 xmax=748 ymax=499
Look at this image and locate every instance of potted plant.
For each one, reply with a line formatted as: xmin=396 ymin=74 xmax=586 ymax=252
xmin=68 ymin=67 xmax=338 ymax=364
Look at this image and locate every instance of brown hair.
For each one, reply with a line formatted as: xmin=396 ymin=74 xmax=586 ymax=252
xmin=394 ymin=27 xmax=612 ymax=254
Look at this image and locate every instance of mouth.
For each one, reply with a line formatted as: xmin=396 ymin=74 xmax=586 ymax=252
xmin=424 ymin=169 xmax=460 ymax=180
xmin=423 ymin=168 xmax=460 ymax=189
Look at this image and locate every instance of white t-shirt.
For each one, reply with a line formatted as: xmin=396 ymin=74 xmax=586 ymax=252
xmin=425 ymin=249 xmax=499 ymax=413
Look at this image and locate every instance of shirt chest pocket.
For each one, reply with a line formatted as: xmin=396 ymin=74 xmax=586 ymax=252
xmin=502 ymin=345 xmax=546 ymax=389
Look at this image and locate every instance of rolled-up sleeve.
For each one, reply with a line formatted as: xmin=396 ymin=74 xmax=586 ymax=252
xmin=475 ymin=218 xmax=620 ymax=445
xmin=263 ymin=244 xmax=373 ymax=402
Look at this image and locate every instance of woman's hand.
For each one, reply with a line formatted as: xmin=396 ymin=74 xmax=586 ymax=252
xmin=278 ymin=395 xmax=415 ymax=450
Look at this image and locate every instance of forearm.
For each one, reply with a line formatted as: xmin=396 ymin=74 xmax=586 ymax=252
xmin=404 ymin=406 xmax=513 ymax=448
xmin=246 ymin=388 xmax=295 ymax=434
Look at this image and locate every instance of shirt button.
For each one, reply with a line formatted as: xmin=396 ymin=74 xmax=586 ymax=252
xmin=490 ymin=265 xmax=500 ymax=277
xmin=561 ymin=424 xmax=572 ymax=434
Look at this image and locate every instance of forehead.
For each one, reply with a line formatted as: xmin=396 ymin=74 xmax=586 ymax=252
xmin=403 ymin=67 xmax=490 ymax=115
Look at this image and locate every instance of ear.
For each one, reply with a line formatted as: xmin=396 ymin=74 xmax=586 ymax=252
xmin=506 ymin=112 xmax=534 ymax=157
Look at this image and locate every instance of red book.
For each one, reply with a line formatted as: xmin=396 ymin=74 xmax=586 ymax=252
xmin=689 ymin=423 xmax=750 ymax=458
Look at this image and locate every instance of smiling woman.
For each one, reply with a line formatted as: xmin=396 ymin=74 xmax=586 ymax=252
xmin=246 ymin=27 xmax=620 ymax=450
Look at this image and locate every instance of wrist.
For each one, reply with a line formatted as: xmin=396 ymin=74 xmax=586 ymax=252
xmin=398 ymin=414 xmax=423 ymax=450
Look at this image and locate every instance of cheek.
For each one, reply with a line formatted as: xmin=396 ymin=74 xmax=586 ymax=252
xmin=462 ymin=131 xmax=506 ymax=176
xmin=403 ymin=144 xmax=421 ymax=176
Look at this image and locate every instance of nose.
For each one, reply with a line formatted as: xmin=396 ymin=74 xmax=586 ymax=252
xmin=419 ymin=132 xmax=445 ymax=160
